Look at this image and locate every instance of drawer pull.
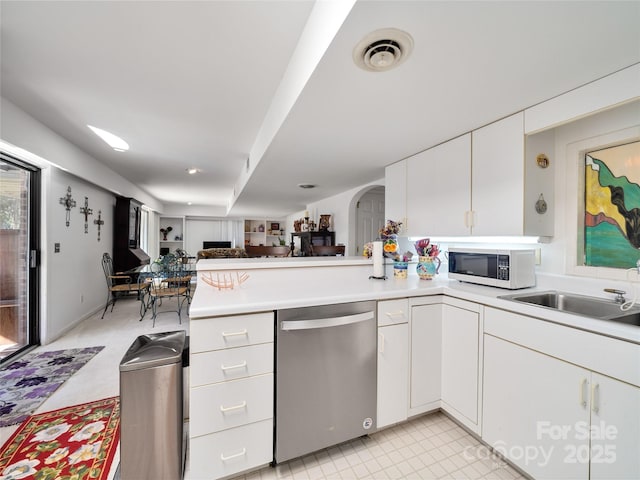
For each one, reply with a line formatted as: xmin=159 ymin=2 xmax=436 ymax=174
xmin=221 ymin=361 xmax=248 ymax=371
xmin=222 ymin=328 xmax=248 ymax=338
xmin=385 ymin=310 xmax=405 ymax=318
xmin=220 ymin=401 xmax=247 ymax=413
xmin=220 ymin=448 xmax=246 ymax=461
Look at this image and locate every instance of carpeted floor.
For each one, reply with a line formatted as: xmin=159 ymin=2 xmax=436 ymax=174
xmin=0 ymin=346 xmax=104 ymax=428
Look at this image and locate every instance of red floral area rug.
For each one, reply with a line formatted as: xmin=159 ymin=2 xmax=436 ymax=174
xmin=0 ymin=396 xmax=119 ymax=480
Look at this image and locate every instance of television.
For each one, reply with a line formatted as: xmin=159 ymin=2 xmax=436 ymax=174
xmin=203 ymin=241 xmax=232 ymax=249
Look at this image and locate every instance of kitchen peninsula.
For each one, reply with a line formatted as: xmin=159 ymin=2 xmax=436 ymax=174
xmin=189 ymin=257 xmax=640 ymax=480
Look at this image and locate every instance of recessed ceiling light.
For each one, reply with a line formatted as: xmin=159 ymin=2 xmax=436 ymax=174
xmin=187 ymin=202 xmax=193 ymax=206
xmin=186 ymin=168 xmax=200 ymax=175
xmin=87 ymin=125 xmax=129 ymax=152
xmin=298 ymin=183 xmax=316 ymax=189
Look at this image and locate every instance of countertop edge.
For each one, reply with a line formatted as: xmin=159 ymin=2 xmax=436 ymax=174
xmin=189 ymin=279 xmax=640 ymax=345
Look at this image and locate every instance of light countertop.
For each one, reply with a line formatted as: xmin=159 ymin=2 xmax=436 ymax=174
xmin=195 ymin=256 xmax=373 ymax=270
xmin=190 ymin=257 xmax=640 ymax=344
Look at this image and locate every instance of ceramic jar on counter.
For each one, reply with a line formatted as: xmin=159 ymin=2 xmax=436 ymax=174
xmin=416 ymin=256 xmax=441 ymax=280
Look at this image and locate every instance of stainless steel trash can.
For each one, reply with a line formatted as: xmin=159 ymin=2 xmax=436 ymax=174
xmin=119 ymin=330 xmax=186 ymax=480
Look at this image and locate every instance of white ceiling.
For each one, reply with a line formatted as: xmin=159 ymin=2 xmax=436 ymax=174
xmin=1 ymin=1 xmax=639 ymax=217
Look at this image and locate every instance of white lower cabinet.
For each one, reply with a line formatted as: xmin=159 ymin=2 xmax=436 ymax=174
xmin=190 ymin=419 xmax=273 ymax=480
xmin=409 ymin=297 xmax=442 ymax=416
xmin=377 ymin=323 xmax=409 ymax=428
xmin=483 ymin=334 xmax=590 ymax=479
xmin=377 ymin=299 xmax=409 ymax=429
xmin=483 ymin=333 xmax=640 ymax=480
xmin=190 ymin=374 xmax=273 ymax=437
xmin=440 ymin=299 xmax=482 ymax=434
xmin=589 ymin=372 xmax=640 ymax=480
xmin=189 ymin=312 xmax=274 ymax=480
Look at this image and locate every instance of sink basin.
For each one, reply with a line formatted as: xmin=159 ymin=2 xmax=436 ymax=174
xmin=498 ymin=290 xmax=640 ymax=325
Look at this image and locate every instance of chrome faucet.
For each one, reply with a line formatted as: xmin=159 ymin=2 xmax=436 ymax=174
xmin=604 ymin=288 xmax=626 ymax=304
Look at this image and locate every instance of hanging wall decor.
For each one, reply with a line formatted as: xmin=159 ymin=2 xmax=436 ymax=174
xmin=584 ymin=140 xmax=640 ymax=268
xmin=94 ymin=210 xmax=105 ymax=241
xmin=79 ymin=196 xmax=93 ymax=233
xmin=59 ymin=186 xmax=77 ymax=227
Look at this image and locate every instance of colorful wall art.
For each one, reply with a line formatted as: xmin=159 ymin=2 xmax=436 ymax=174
xmin=584 ymin=141 xmax=640 ymax=268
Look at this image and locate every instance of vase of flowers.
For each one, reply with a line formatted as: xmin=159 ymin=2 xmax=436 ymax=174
xmin=414 ymin=238 xmax=441 ymax=280
xmin=379 ymin=220 xmax=402 ymax=258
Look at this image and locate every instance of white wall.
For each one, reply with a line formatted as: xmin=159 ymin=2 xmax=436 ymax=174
xmin=185 ymin=218 xmax=244 ymax=253
xmin=286 ymin=178 xmax=385 ymax=255
xmin=539 ymin=100 xmax=640 ymax=279
xmin=44 ymin=168 xmax=116 ymax=343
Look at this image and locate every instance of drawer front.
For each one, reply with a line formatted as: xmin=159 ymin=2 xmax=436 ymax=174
xmin=190 ymin=312 xmax=274 ymax=353
xmin=378 ymin=298 xmax=409 ymax=326
xmin=189 ymin=419 xmax=273 ymax=480
xmin=190 ymin=374 xmax=273 ymax=437
xmin=190 ymin=343 xmax=273 ymax=387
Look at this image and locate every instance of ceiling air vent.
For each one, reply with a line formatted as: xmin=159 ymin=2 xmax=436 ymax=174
xmin=353 ymin=28 xmax=414 ymax=72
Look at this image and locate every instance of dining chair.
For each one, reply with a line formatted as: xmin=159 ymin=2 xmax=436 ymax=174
xmin=165 ymin=260 xmax=193 ymax=304
xmin=310 ymin=245 xmax=346 ymax=256
xmin=101 ymin=252 xmax=149 ymax=319
xmin=147 ymin=262 xmax=190 ymax=326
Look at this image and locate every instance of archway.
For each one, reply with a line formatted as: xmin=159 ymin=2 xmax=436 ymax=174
xmin=348 ymin=184 xmax=385 ymax=255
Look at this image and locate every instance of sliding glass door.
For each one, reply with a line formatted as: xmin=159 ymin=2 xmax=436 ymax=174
xmin=0 ymin=153 xmax=40 ymax=363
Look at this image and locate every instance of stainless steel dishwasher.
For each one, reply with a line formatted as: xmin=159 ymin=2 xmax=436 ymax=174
xmin=275 ymin=300 xmax=377 ymax=463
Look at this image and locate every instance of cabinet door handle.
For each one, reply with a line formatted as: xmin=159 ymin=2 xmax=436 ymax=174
xmin=579 ymin=378 xmax=588 ymax=407
xmin=591 ymin=383 xmax=600 ymax=413
xmin=378 ymin=332 xmax=385 ymax=354
xmin=464 ymin=210 xmax=476 ymax=228
xmin=222 ymin=328 xmax=248 ymax=338
xmin=220 ymin=401 xmax=247 ymax=413
xmin=221 ymin=361 xmax=247 ymax=371
xmin=220 ymin=448 xmax=246 ymax=461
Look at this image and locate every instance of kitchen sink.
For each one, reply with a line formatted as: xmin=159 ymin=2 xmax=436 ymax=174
xmin=498 ymin=290 xmax=640 ymax=325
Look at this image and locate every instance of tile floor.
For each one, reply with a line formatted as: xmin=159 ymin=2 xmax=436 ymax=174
xmin=236 ymin=413 xmax=525 ymax=480
xmin=1 ymin=294 xmax=526 ymax=480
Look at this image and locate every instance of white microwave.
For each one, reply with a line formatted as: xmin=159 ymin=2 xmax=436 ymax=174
xmin=448 ymin=247 xmax=536 ymax=289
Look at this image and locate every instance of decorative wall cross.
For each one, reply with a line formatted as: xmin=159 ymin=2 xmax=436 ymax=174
xmin=79 ymin=196 xmax=93 ymax=233
xmin=94 ymin=210 xmax=105 ymax=241
xmin=59 ymin=186 xmax=76 ymax=227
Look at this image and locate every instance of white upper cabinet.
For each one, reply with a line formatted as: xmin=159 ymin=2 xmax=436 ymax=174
xmin=384 ymin=161 xmax=407 ymax=227
xmin=406 ymin=134 xmax=471 ymax=237
xmin=471 ymin=112 xmax=525 ymax=236
xmin=394 ymin=66 xmax=638 ymax=239
xmin=402 ymin=112 xmax=552 ymax=237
